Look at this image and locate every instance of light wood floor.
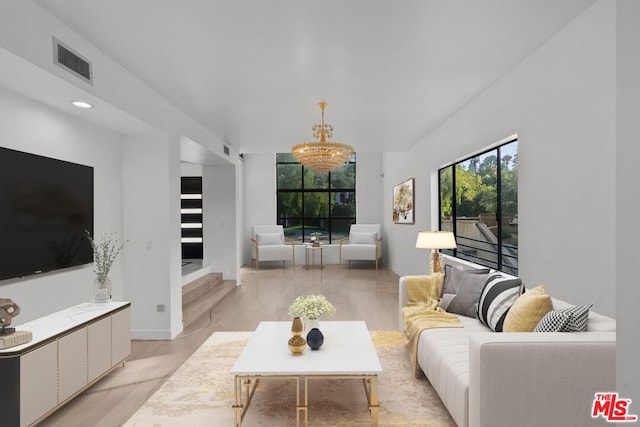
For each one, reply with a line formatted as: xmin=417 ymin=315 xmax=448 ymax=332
xmin=40 ymin=263 xmax=400 ymax=427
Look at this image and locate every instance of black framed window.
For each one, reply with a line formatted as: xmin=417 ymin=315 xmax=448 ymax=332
xmin=276 ymin=153 xmax=356 ymax=243
xmin=439 ymin=138 xmax=518 ymax=275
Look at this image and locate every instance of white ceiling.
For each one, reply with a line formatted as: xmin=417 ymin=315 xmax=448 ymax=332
xmin=36 ymin=0 xmax=595 ymax=154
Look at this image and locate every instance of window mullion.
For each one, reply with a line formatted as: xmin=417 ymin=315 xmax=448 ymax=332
xmin=496 ymin=146 xmax=503 ymax=272
xmin=452 ymin=166 xmax=457 ymax=258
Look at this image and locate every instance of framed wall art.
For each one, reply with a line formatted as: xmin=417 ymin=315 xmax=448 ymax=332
xmin=393 ymin=178 xmax=415 ymax=224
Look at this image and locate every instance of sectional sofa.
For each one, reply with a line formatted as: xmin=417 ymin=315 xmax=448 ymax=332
xmin=399 ymin=258 xmax=616 ymax=427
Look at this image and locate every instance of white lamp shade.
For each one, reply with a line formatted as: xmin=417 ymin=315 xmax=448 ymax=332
xmin=415 ymin=231 xmax=457 ymax=249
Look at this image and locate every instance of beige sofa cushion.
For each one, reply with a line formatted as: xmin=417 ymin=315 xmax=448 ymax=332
xmin=416 ymin=315 xmax=489 ymax=427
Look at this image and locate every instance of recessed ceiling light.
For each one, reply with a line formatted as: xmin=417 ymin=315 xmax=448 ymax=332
xmin=71 ymin=101 xmax=93 ymax=109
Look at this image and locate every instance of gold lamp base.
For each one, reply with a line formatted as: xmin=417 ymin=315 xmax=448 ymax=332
xmin=431 ymin=250 xmax=443 ymax=274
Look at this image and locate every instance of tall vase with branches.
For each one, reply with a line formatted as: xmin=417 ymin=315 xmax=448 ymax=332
xmin=85 ymin=230 xmax=125 ymax=305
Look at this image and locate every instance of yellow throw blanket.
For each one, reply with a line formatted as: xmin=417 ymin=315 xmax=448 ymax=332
xmin=402 ymin=274 xmax=463 ymax=377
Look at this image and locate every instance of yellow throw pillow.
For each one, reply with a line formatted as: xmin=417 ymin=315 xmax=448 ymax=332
xmin=503 ymin=285 xmax=553 ymax=332
xmin=405 ymin=273 xmax=444 ymax=305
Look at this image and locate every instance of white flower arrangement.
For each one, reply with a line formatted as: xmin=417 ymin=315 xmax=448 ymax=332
xmin=85 ymin=230 xmax=126 ymax=283
xmin=288 ymin=294 xmax=336 ymax=320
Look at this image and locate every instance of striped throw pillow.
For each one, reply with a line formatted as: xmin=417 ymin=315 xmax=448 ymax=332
xmin=476 ymin=273 xmax=524 ymax=332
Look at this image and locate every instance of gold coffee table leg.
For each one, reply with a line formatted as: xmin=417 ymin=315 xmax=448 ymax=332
xmin=232 ymin=377 xmax=260 ymax=427
xmin=363 ymin=376 xmax=379 ymax=427
xmin=233 ymin=375 xmax=242 ymax=427
xmin=304 ymin=377 xmax=309 ymax=426
xmin=296 ymin=377 xmax=309 ymax=427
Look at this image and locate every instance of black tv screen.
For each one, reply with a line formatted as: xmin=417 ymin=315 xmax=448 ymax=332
xmin=0 ymin=147 xmax=94 ymax=280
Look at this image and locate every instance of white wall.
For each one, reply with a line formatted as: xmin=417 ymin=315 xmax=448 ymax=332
xmin=242 ymin=152 xmax=384 ymax=267
xmin=121 ymin=135 xmax=183 ymax=339
xmin=166 ymin=138 xmax=183 ymax=338
xmin=180 ymin=162 xmax=203 ymax=177
xmin=0 ymin=86 xmax=124 ymax=323
xmin=0 ymin=90 xmax=194 ymax=340
xmin=616 ymin=0 xmax=640 ymax=405
xmin=0 ymin=2 xmax=239 ymax=338
xmin=355 ymin=152 xmax=384 ymax=225
xmin=242 ymin=153 xmax=276 ymax=266
xmin=236 ymin=158 xmax=245 ymax=281
xmin=382 ymin=151 xmax=431 ymax=275
xmin=383 ymin=0 xmax=616 ymax=317
xmin=203 ymin=165 xmax=237 ymax=279
xmin=0 ymin=1 xmax=237 ymax=166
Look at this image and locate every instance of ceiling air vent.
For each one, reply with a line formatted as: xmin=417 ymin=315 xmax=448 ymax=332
xmin=223 ymin=145 xmax=230 ymax=156
xmin=53 ymin=37 xmax=93 ymax=85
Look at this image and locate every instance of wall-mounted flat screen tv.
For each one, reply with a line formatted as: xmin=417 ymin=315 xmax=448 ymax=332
xmin=0 ymin=147 xmax=94 ymax=280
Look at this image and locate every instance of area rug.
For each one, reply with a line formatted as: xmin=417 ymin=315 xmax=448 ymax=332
xmin=124 ymin=330 xmax=455 ymax=427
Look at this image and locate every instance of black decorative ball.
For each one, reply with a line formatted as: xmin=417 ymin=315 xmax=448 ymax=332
xmin=306 ymin=327 xmax=324 ymax=350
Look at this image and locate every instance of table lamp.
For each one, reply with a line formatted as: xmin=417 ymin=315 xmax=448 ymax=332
xmin=415 ymin=231 xmax=457 ymax=273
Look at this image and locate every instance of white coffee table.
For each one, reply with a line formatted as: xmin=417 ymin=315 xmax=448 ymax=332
xmin=230 ymin=320 xmax=382 ymax=426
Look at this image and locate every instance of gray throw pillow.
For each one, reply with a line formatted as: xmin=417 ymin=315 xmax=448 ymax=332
xmin=442 ymin=264 xmax=490 ymax=295
xmin=445 ymin=269 xmax=490 ymax=317
xmin=438 ymin=293 xmax=456 ymax=311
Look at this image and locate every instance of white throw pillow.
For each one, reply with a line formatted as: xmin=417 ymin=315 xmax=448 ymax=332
xmin=256 ymin=232 xmax=284 ymax=245
xmin=349 ymin=231 xmax=378 ymax=244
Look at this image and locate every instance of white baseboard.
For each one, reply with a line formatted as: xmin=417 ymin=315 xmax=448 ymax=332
xmin=131 ymin=329 xmax=174 ymax=340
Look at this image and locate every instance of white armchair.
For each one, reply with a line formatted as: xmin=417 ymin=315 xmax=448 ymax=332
xmin=251 ymin=225 xmax=295 ymax=270
xmin=339 ymin=224 xmax=383 ymax=270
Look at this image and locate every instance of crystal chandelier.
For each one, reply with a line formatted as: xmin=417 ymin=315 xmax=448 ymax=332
xmin=292 ymin=102 xmax=354 ymax=173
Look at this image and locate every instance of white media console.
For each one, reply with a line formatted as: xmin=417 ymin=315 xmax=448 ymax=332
xmin=0 ymin=302 xmax=131 ymax=426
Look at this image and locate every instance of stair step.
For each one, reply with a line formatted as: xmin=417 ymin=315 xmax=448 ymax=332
xmin=182 ymin=274 xmax=235 ymax=329
xmin=182 ymin=272 xmax=223 ymax=306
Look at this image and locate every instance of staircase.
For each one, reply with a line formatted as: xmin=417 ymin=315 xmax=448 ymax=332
xmin=182 ymin=273 xmax=236 ymax=329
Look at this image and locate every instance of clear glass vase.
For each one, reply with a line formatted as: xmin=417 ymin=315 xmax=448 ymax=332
xmin=93 ymin=276 xmax=112 ymax=305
